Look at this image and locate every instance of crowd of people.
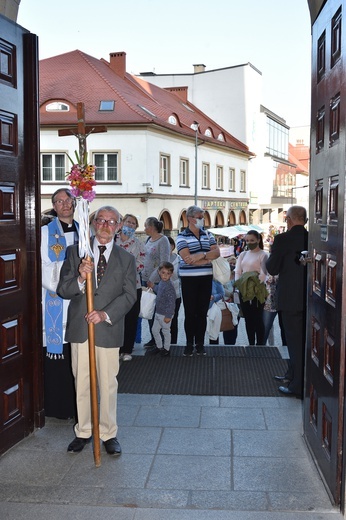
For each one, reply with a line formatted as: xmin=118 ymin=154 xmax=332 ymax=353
xmin=41 ymin=198 xmax=308 ymax=455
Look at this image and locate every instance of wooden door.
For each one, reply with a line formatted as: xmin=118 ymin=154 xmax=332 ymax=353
xmin=304 ymin=0 xmax=346 ymax=505
xmin=0 ymin=14 xmax=43 ymax=454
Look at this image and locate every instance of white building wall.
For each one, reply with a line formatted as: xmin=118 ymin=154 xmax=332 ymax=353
xmin=40 ymin=126 xmax=249 ymax=232
xmin=140 ymin=65 xmax=298 ymax=229
xmin=140 ymin=64 xmax=262 ymax=150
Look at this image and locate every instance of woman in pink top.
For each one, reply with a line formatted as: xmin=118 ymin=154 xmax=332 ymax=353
xmin=234 ymin=230 xmax=268 ymax=345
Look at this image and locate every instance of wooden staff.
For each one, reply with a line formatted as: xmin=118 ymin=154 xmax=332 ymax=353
xmin=77 ymin=103 xmax=100 ymax=467
xmin=58 ymin=102 xmax=107 ymax=467
xmin=85 ymin=266 xmax=101 ymax=467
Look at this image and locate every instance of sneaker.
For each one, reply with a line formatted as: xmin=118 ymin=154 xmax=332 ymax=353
xmin=183 ymin=346 xmax=193 ymax=357
xmin=145 ymin=346 xmax=162 ymax=356
xmin=144 ymin=339 xmax=156 ymax=348
xmin=196 ymin=345 xmax=206 ymax=356
xmin=160 ymin=348 xmax=170 ymax=357
xmin=122 ymin=354 xmax=132 ymax=361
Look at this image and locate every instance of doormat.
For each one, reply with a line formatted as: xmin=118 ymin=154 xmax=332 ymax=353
xmin=118 ymin=346 xmax=288 ymax=396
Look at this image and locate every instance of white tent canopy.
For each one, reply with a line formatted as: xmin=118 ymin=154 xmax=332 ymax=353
xmin=207 ymin=224 xmax=265 ymax=239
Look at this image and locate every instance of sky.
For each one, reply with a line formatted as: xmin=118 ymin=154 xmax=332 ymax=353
xmin=17 ymin=0 xmax=312 ymax=129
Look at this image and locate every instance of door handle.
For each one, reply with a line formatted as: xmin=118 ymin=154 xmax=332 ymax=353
xmin=299 ymin=250 xmax=312 ymax=266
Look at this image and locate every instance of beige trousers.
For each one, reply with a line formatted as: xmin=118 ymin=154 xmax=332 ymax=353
xmin=71 ymin=341 xmax=119 ymax=441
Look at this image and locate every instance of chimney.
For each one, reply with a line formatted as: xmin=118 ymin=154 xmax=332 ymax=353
xmin=109 ymin=52 xmax=126 ymax=77
xmin=193 ymin=63 xmax=206 ymax=74
xmin=0 ymin=0 xmax=21 ymax=21
xmin=165 ymin=87 xmax=188 ymax=103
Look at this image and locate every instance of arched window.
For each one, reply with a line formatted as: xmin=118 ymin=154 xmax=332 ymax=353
xmin=46 ymin=102 xmax=69 ymax=111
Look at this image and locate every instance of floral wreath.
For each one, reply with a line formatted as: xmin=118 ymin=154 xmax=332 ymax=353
xmin=66 ymin=152 xmax=97 ymax=202
xmin=66 ymin=151 xmax=96 ymax=258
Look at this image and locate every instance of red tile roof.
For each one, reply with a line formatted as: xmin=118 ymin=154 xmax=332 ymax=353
xmin=39 ymin=50 xmax=252 ymax=156
xmin=288 ymin=143 xmax=309 ymax=174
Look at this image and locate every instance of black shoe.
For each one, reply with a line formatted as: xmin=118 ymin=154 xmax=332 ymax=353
xmin=144 ymin=339 xmax=155 ymax=348
xmin=103 ymin=437 xmax=122 ymax=456
xmin=278 ymin=386 xmax=302 ymax=398
xmin=145 ymin=346 xmax=162 ymax=356
xmin=67 ymin=436 xmax=91 ymax=453
xmin=160 ymin=348 xmax=170 ymax=357
xmin=196 ymin=345 xmax=206 ymax=356
xmin=183 ymin=346 xmax=193 ymax=357
xmin=274 ymin=375 xmax=291 ymax=383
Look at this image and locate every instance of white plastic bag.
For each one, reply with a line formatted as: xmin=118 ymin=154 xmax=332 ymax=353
xmin=139 ymin=288 xmax=156 ymax=320
xmin=212 ymin=256 xmax=230 ymax=285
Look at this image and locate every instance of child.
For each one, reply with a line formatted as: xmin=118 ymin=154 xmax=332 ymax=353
xmin=146 ymin=261 xmax=176 ymax=357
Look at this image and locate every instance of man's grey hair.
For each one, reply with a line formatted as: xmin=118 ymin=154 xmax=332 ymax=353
xmin=287 ymin=205 xmax=307 ymax=224
xmin=94 ymin=206 xmax=120 ymax=221
xmin=186 ymin=205 xmax=204 ymax=218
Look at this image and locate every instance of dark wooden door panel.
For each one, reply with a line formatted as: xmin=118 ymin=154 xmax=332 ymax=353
xmin=304 ymin=0 xmax=346 ymax=505
xmin=0 ymin=14 xmax=42 ymax=455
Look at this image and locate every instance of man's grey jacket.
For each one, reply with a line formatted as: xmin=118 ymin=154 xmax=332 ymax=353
xmin=57 ymin=242 xmax=137 ymax=347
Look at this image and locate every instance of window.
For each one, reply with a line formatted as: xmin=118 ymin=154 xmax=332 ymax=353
xmin=229 ymin=168 xmax=235 ymax=191
xmin=202 ymin=163 xmax=210 ymax=189
xmin=266 ymin=117 xmax=289 ymax=160
xmin=138 ymin=105 xmax=157 ymax=118
xmin=93 ymin=153 xmax=118 ymax=181
xmin=99 ymin=100 xmax=115 ymax=111
xmin=205 ymin=128 xmax=212 ymax=137
xmin=160 ymin=154 xmax=170 ymax=185
xmin=46 ymin=102 xmax=69 ymax=111
xmin=41 ymin=153 xmax=66 ymax=181
xmin=168 ymin=115 xmax=177 ymax=125
xmin=180 ymin=158 xmax=189 ymax=187
xmin=216 ymin=166 xmax=223 ymax=190
xmin=240 ymin=170 xmax=246 ymax=192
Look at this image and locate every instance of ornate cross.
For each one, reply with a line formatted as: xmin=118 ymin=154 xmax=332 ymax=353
xmin=58 ymin=102 xmax=107 ymax=162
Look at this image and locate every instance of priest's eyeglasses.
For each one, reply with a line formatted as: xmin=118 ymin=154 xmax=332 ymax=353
xmin=94 ymin=218 xmax=118 ymax=226
xmin=53 ymin=198 xmax=73 ymax=206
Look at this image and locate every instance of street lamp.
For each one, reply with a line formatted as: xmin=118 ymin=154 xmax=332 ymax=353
xmin=291 ymin=184 xmax=309 ymax=204
xmin=191 ymin=121 xmax=199 ymax=205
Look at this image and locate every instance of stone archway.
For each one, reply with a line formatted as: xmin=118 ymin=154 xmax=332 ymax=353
xmin=159 ymin=210 xmax=173 ymax=232
xmin=239 ymin=210 xmax=247 ymax=225
xmin=214 ymin=210 xmax=225 ymax=227
xmin=204 ymin=210 xmax=211 ymax=228
xmin=228 ymin=210 xmax=236 ymax=226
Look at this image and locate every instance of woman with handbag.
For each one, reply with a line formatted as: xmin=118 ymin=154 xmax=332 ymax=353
xmin=176 ymin=205 xmax=220 ymax=356
xmin=234 ymin=230 xmax=268 ymax=345
xmin=118 ymin=214 xmax=145 ymax=361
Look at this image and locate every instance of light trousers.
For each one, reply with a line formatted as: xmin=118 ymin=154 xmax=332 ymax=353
xmin=152 ymin=313 xmax=172 ymax=350
xmin=71 ymin=341 xmax=119 ymax=441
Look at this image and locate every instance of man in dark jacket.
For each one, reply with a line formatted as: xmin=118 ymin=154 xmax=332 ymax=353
xmin=266 ymin=206 xmax=308 ymax=398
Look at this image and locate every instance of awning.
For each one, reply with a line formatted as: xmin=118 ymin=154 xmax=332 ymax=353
xmin=207 ymin=224 xmax=264 ymax=238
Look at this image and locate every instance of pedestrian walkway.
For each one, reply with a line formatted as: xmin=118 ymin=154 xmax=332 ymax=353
xmin=0 ymin=394 xmax=343 ymax=519
xmin=0 ymin=315 xmax=344 ymax=519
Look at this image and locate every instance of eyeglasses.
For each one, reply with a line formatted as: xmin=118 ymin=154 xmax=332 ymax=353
xmin=94 ymin=218 xmax=118 ymax=226
xmin=53 ymin=198 xmax=73 ymax=205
